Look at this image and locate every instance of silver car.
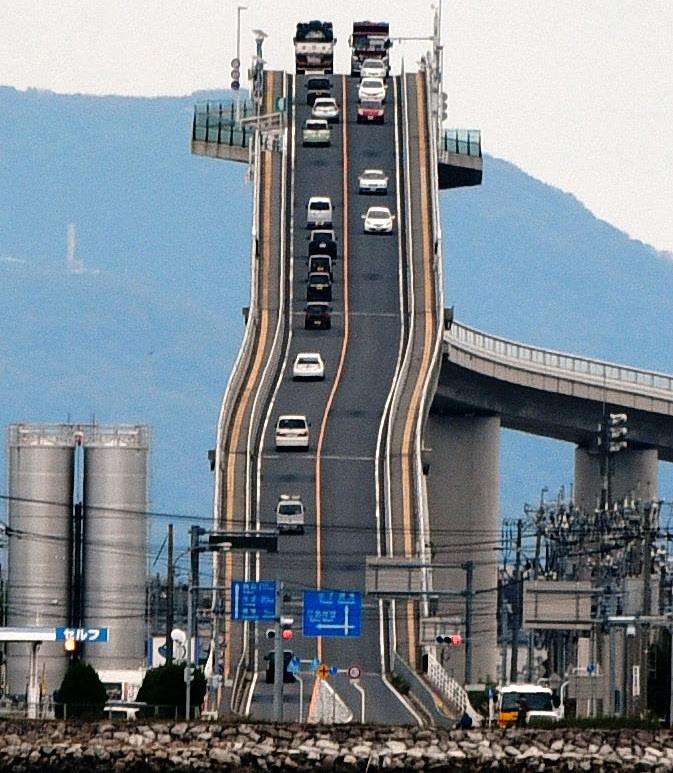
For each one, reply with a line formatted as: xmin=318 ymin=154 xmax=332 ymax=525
xmin=312 ymin=97 xmax=339 ymax=123
xmin=307 ymin=196 xmax=333 ymax=228
xmin=358 ymin=169 xmax=389 ymax=194
xmin=302 ymin=118 xmax=331 ymax=146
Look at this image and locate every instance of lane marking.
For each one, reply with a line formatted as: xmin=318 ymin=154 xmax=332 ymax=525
xmin=223 ymin=70 xmax=276 ymax=680
xmin=315 ymin=75 xmax=350 ymax=664
xmin=400 ymin=72 xmax=435 ymax=664
xmin=263 ymin=453 xmax=374 ymax=461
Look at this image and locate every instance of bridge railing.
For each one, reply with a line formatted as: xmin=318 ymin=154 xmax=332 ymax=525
xmin=441 ymin=129 xmax=482 ymax=158
xmin=426 ymin=653 xmax=481 ymax=724
xmin=192 ymin=100 xmax=253 ymax=148
xmin=447 ymin=322 xmax=673 ymax=395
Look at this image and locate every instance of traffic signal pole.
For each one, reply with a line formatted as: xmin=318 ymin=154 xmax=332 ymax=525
xmin=273 ymin=581 xmax=284 ymax=722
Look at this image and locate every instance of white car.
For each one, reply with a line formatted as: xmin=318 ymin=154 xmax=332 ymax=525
xmin=293 ymin=352 xmax=325 ymax=380
xmin=276 ymin=495 xmax=305 ymax=534
xmin=360 ymin=58 xmax=388 ymax=79
xmin=307 ymin=196 xmax=333 ymax=228
xmin=358 ymin=77 xmax=386 ymax=103
xmin=312 ymin=97 xmax=339 ymax=123
xmin=362 ymin=206 xmax=395 ymax=233
xmin=275 ymin=415 xmax=310 ymax=449
xmin=358 ymin=169 xmax=389 ymax=194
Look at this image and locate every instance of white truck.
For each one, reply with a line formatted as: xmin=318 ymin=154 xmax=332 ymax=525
xmin=349 ymin=21 xmax=391 ymax=77
xmin=294 ymin=20 xmax=336 ymax=75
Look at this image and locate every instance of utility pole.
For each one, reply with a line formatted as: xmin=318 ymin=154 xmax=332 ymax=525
xmin=165 ymin=524 xmax=174 ymax=665
xmin=510 ymin=519 xmax=523 ymax=682
xmin=641 ymin=502 xmax=654 ymax=714
xmin=500 ymin=580 xmax=508 ymax=684
xmin=185 ymin=525 xmax=203 ymax=719
xmin=463 ymin=561 xmax=474 ymax=685
xmin=273 ymin=582 xmax=285 ymax=722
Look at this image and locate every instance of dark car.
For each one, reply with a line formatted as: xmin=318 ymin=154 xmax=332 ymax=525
xmin=357 ymin=99 xmax=385 ymax=124
xmin=305 ymin=302 xmax=331 ymax=330
xmin=309 ymin=232 xmax=337 ymax=259
xmin=307 ymin=272 xmax=332 ymax=302
xmin=306 ymin=76 xmax=332 ymax=105
xmin=309 ymin=254 xmax=333 ymax=279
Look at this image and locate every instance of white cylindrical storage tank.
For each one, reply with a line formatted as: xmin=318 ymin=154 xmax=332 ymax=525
xmin=6 ymin=424 xmax=74 ymax=697
xmin=82 ymin=426 xmax=149 ymax=673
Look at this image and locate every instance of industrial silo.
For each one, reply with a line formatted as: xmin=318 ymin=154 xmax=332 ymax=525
xmin=82 ymin=425 xmax=149 ymax=674
xmin=6 ymin=424 xmax=74 ymax=696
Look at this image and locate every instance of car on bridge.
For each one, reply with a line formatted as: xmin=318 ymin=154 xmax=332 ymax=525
xmin=305 ymin=302 xmax=331 ymax=330
xmin=358 ymin=168 xmax=389 ymax=193
xmin=275 ymin=494 xmax=305 ymax=534
xmin=302 ymin=119 xmax=331 ymax=146
xmin=275 ymin=415 xmax=310 ymax=449
xmin=357 ymin=99 xmax=385 ymax=124
xmin=293 ymin=352 xmax=325 ymax=380
xmin=308 ymin=254 xmax=333 ymax=279
xmin=307 ymin=197 xmax=333 ymax=228
xmin=360 ymin=58 xmax=388 ymax=79
xmin=305 ymin=75 xmax=332 ymax=106
xmin=362 ymin=205 xmax=395 ymax=233
xmin=309 ymin=229 xmax=337 ymax=259
xmin=358 ymin=77 xmax=387 ymax=103
xmin=311 ymin=97 xmax=339 ymax=123
xmin=307 ymin=272 xmax=332 ymax=302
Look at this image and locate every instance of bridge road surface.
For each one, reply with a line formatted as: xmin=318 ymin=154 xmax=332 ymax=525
xmin=250 ymin=73 xmax=417 ymax=725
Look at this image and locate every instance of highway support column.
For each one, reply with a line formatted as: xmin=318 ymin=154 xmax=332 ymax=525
xmin=425 ymin=410 xmax=500 ymax=684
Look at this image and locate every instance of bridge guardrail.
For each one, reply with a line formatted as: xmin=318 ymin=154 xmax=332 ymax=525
xmin=447 ymin=322 xmax=673 ymax=398
xmin=441 ymin=129 xmax=482 ymax=158
xmin=426 ymin=653 xmax=481 ymax=724
xmin=193 ymin=100 xmax=254 ymax=149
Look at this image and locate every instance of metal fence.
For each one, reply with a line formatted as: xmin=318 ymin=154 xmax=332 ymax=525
xmin=426 ymin=653 xmax=481 ymax=723
xmin=447 ymin=322 xmax=673 ymax=395
xmin=441 ymin=129 xmax=482 ymax=158
xmin=192 ymin=101 xmax=253 ymax=148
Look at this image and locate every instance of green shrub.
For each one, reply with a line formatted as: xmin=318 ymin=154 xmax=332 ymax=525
xmin=55 ymin=660 xmax=107 ymax=719
xmin=391 ymin=672 xmax=410 ymax=695
xmin=136 ymin=663 xmax=207 ymax=717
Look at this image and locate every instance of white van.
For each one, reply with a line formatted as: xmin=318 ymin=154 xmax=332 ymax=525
xmin=307 ymin=197 xmax=333 ymax=228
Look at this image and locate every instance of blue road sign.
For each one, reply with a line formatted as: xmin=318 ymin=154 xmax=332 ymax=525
xmin=302 ymin=589 xmax=362 ymax=638
xmin=231 ymin=580 xmax=277 ymax=621
xmin=55 ymin=627 xmax=109 ymax=643
xmin=311 ymin=657 xmax=320 ymax=672
xmin=288 ymin=655 xmax=301 ymax=675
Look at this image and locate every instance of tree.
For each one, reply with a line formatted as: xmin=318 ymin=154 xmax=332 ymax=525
xmin=136 ymin=663 xmax=206 ymax=718
xmin=55 ymin=661 xmax=107 ymax=718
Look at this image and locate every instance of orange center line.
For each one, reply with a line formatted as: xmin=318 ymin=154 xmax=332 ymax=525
xmin=314 ymin=75 xmax=350 ymax=665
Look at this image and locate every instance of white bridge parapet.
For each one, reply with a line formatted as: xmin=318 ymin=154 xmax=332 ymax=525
xmin=426 ymin=653 xmax=481 ymax=724
xmin=445 ymin=321 xmax=673 ymax=411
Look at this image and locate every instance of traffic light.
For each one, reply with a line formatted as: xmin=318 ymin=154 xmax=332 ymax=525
xmin=608 ymin=413 xmax=628 ymax=452
xmin=436 ymin=633 xmax=463 ymax=646
xmin=231 ymin=57 xmax=241 ymax=91
xmin=281 ymin=616 xmax=294 ymax=641
xmin=441 ymin=92 xmax=448 ymax=122
xmin=264 ymin=650 xmax=296 ymax=684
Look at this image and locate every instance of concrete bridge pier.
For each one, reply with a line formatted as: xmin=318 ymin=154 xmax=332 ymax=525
xmin=574 ymin=446 xmax=659 ymax=510
xmin=425 ymin=410 xmax=500 ymax=684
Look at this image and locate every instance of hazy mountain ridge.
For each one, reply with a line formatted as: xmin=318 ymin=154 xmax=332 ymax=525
xmin=1 ymin=85 xmax=670 ymax=542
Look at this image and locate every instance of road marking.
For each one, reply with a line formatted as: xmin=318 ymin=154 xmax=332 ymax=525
xmin=263 ymin=453 xmax=374 ymax=461
xmin=223 ymin=70 xmax=276 ymax=680
xmin=315 ymin=75 xmax=350 ymax=664
xmin=399 ymin=73 xmax=435 ymax=664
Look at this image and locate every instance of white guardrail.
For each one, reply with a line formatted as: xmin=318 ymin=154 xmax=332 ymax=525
xmin=426 ymin=653 xmax=480 ymax=724
xmin=447 ymin=322 xmax=673 ymax=399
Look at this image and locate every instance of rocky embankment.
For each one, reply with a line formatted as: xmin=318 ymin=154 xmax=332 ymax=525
xmin=1 ymin=720 xmax=673 ymax=770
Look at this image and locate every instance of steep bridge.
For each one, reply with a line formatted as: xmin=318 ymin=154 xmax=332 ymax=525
xmin=191 ymin=34 xmax=672 ymax=725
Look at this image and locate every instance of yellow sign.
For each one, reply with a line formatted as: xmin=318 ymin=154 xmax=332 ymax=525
xmin=316 ymin=663 xmax=330 ymax=680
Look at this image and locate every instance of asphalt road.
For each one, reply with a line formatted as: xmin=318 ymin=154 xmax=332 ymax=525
xmin=246 ymin=72 xmax=417 ymax=725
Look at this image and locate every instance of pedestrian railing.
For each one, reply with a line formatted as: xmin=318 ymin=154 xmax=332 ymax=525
xmin=441 ymin=129 xmax=482 ymax=158
xmin=447 ymin=321 xmax=673 ymax=398
xmin=426 ymin=653 xmax=481 ymax=724
xmin=192 ymin=100 xmax=253 ymax=149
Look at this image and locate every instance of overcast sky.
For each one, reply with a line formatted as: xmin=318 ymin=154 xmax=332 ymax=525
xmin=4 ymin=1 xmax=672 ymax=251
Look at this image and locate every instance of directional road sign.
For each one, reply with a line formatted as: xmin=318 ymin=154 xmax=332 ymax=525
xmin=288 ymin=655 xmax=301 ymax=675
xmin=302 ymin=590 xmax=362 ymax=637
xmin=231 ymin=580 xmax=276 ymax=621
xmin=55 ymin=627 xmax=109 ymax=643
